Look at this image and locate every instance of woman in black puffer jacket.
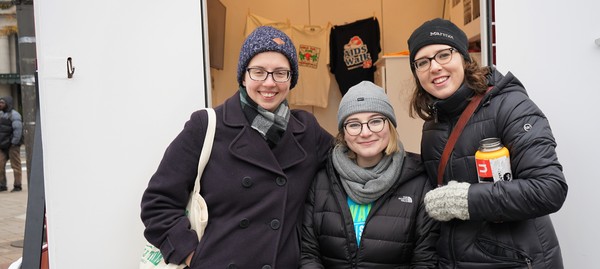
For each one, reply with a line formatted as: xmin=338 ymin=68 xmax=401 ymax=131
xmin=407 ymin=18 xmax=568 ymax=269
xmin=301 ymin=81 xmax=439 ymax=269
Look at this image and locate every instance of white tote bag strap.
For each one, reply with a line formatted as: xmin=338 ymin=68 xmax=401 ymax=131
xmin=140 ymin=108 xmax=216 ymax=269
xmin=192 ymin=108 xmax=216 ymax=194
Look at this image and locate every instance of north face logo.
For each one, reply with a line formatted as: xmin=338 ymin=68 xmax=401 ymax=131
xmin=398 ymin=196 xmax=413 ymax=203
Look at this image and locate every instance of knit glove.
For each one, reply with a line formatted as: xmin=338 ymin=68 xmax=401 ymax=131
xmin=424 ymin=181 xmax=470 ymax=221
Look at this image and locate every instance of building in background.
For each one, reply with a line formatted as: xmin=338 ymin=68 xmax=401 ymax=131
xmin=0 ymin=2 xmax=19 ymax=110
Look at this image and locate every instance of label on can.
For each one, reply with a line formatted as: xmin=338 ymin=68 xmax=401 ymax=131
xmin=476 ymin=155 xmax=512 ymax=183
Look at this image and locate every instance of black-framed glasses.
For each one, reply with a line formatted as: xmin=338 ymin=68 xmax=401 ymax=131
xmin=343 ymin=117 xmax=387 ymax=136
xmin=246 ymin=68 xmax=291 ymax=83
xmin=413 ymin=48 xmax=456 ymax=72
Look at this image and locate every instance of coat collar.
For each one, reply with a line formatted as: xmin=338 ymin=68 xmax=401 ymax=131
xmin=222 ymin=93 xmax=308 ymax=176
xmin=435 ymin=82 xmax=474 ymax=117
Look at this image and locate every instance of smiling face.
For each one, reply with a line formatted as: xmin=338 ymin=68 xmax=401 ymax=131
xmin=343 ymin=112 xmax=390 ymax=168
xmin=414 ymin=44 xmax=465 ymax=100
xmin=242 ymin=51 xmax=291 ymax=112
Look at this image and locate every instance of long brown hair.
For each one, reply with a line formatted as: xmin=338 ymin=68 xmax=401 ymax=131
xmin=408 ymin=59 xmax=491 ymax=121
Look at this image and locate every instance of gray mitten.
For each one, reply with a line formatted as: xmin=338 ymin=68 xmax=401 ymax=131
xmin=424 ymin=181 xmax=470 ymax=221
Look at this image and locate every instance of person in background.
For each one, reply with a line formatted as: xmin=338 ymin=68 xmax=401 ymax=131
xmin=301 ymin=81 xmax=438 ymax=268
xmin=0 ymin=96 xmax=23 ymax=192
xmin=141 ymin=26 xmax=333 ymax=268
xmin=407 ymin=18 xmax=568 ymax=268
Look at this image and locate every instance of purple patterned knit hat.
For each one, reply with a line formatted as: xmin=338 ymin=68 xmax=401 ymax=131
xmin=237 ymin=26 xmax=298 ymax=89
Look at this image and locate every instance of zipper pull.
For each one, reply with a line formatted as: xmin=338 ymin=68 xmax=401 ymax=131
xmin=525 ymin=258 xmax=532 ymax=269
xmin=429 ymin=103 xmax=439 ymax=123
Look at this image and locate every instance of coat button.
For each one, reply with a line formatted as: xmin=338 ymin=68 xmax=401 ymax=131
xmin=261 ymin=265 xmax=272 ymax=269
xmin=269 ymin=219 xmax=281 ymax=230
xmin=239 ymin=218 xmax=250 ymax=228
xmin=275 ymin=176 xmax=287 ymax=186
xmin=227 ymin=263 xmax=238 ymax=269
xmin=241 ymin=176 xmax=253 ymax=188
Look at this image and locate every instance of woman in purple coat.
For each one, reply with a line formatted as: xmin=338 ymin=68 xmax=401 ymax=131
xmin=141 ymin=26 xmax=333 ymax=268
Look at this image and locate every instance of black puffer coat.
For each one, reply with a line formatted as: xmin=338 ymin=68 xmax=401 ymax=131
xmin=301 ymin=152 xmax=439 ymax=268
xmin=421 ymin=68 xmax=568 ymax=268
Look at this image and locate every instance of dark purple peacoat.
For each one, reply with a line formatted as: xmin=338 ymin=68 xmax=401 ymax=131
xmin=141 ymin=93 xmax=333 ymax=268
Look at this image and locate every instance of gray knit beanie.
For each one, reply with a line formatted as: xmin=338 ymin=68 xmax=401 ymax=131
xmin=407 ymin=18 xmax=471 ymax=72
xmin=337 ymin=81 xmax=397 ymax=131
xmin=237 ymin=26 xmax=298 ymax=89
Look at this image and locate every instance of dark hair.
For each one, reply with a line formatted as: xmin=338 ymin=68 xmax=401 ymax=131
xmin=409 ymin=60 xmax=491 ymax=121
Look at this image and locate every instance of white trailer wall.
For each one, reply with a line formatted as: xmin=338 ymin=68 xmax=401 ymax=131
xmin=33 ymin=1 xmax=209 ymax=268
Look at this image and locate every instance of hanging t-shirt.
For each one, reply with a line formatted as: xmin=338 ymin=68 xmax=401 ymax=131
xmin=244 ymin=12 xmax=291 ymax=37
xmin=329 ymin=17 xmax=381 ymax=95
xmin=288 ymin=23 xmax=332 ymax=108
xmin=347 ymin=197 xmax=372 ymax=246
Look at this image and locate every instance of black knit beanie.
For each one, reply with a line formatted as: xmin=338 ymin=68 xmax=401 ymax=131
xmin=237 ymin=26 xmax=298 ymax=89
xmin=407 ymin=18 xmax=471 ymax=72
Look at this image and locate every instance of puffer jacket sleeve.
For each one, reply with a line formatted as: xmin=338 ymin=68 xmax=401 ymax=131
xmin=468 ymin=87 xmax=568 ymax=222
xmin=300 ymin=170 xmax=326 ymax=269
xmin=411 ymin=172 xmax=439 ymax=268
xmin=10 ymin=110 xmax=23 ymax=145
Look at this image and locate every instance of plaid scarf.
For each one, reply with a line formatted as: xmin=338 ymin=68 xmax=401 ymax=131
xmin=239 ymin=87 xmax=290 ymax=147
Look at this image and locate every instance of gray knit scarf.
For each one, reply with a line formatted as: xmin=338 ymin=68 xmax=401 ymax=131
xmin=332 ymin=142 xmax=405 ymax=204
xmin=239 ymin=87 xmax=290 ymax=147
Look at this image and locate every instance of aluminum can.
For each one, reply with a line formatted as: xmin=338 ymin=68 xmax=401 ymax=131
xmin=475 ymin=138 xmax=512 ymax=183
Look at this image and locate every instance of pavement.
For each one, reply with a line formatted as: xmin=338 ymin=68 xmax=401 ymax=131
xmin=0 ymin=149 xmax=28 ymax=269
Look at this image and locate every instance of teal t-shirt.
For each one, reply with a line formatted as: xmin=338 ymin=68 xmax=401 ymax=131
xmin=347 ymin=197 xmax=372 ymax=245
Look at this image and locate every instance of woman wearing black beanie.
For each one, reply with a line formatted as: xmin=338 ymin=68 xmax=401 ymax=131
xmin=407 ymin=18 xmax=568 ymax=268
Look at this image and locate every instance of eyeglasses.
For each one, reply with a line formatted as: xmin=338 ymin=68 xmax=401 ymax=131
xmin=343 ymin=117 xmax=387 ymax=136
xmin=413 ymin=48 xmax=456 ymax=72
xmin=246 ymin=68 xmax=291 ymax=83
